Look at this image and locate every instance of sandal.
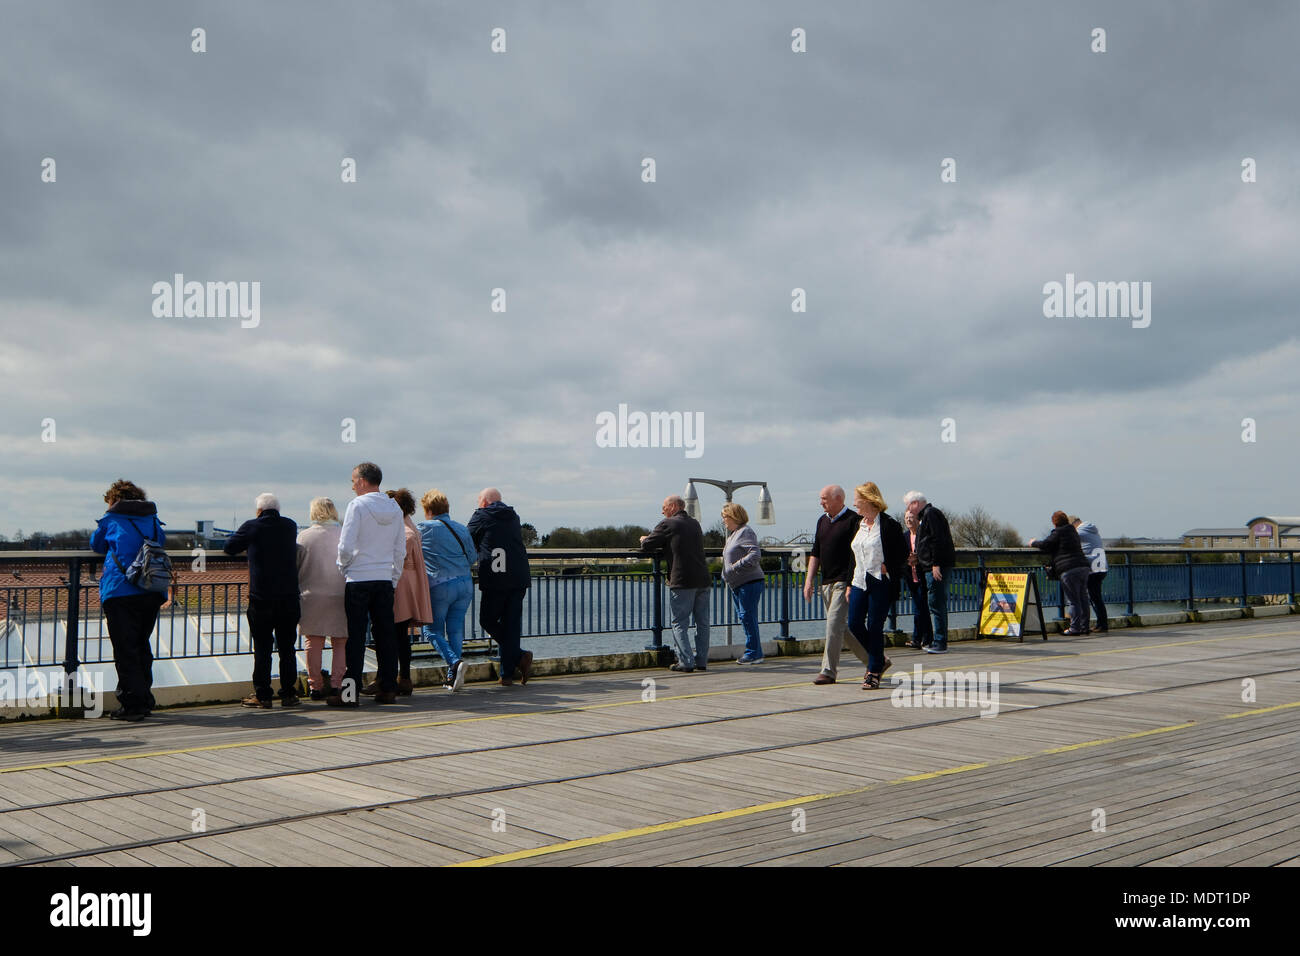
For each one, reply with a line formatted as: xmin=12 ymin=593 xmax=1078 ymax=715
xmin=862 ymin=672 xmax=881 ymax=690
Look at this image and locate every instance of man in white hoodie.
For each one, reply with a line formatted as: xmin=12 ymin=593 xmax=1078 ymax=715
xmin=332 ymin=462 xmax=406 ymax=706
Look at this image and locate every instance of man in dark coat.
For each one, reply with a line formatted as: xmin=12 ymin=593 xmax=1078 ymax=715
xmin=904 ymin=491 xmax=956 ymax=654
xmin=640 ymin=495 xmax=711 ymax=672
xmin=467 ymin=488 xmax=533 ymax=685
xmin=225 ymin=493 xmax=301 ymax=706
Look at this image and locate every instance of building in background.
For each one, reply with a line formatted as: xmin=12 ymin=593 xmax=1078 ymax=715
xmin=1181 ymin=516 xmax=1300 ymax=549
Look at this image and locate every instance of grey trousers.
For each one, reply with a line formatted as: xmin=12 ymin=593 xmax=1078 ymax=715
xmin=819 ymin=581 xmax=869 ymax=677
xmin=668 ymin=587 xmax=711 ymax=669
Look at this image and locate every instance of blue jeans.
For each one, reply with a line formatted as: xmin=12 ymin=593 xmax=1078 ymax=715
xmin=423 ymin=575 xmax=473 ymax=666
xmin=846 ymin=575 xmax=891 ymax=674
xmin=729 ymin=579 xmax=764 ymax=658
xmin=668 ymin=587 xmax=711 ymax=669
xmin=925 ymin=569 xmax=950 ymax=649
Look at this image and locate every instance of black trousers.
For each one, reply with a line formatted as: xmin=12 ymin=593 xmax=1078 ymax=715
xmin=480 ymin=588 xmax=526 ymax=677
xmin=395 ymin=619 xmax=413 ymax=678
xmin=103 ymin=592 xmax=164 ymax=714
xmin=248 ymin=596 xmax=301 ymax=699
xmin=1087 ymin=572 xmax=1109 ymax=630
xmin=345 ymin=580 xmax=396 ymax=695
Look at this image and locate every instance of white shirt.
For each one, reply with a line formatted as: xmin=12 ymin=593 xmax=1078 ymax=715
xmin=851 ymin=517 xmax=884 ymax=589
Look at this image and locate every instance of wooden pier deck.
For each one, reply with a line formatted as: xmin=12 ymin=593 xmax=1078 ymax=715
xmin=1 ymin=616 xmax=1297 ymax=867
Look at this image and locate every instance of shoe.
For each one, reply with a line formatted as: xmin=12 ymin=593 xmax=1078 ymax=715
xmin=498 ymin=677 xmax=514 ymax=686
xmin=361 ymin=680 xmax=379 ymax=696
xmin=242 ymin=694 xmax=272 ymax=709
xmin=396 ymin=677 xmax=414 ymax=696
xmin=518 ymin=651 xmax=534 ymax=686
xmin=924 ymin=645 xmax=948 ymax=654
xmin=326 ymin=693 xmax=358 ymax=708
xmin=669 ymin=663 xmax=694 ymax=673
xmin=862 ymin=673 xmax=882 ymax=690
xmin=905 ymin=641 xmax=923 ymax=649
xmin=309 ymin=688 xmax=328 ymax=701
xmin=697 ymin=665 xmax=708 ymax=672
xmin=813 ymin=673 xmax=836 ymax=685
xmin=452 ymin=660 xmax=466 ymax=692
xmin=1063 ymin=629 xmax=1087 ymax=636
xmin=374 ymin=691 xmax=398 ymax=704
xmin=281 ymin=694 xmax=300 ymax=708
xmin=737 ymin=655 xmax=762 ymax=665
xmin=108 ymin=707 xmax=146 ymax=722
xmin=1095 ymin=626 xmax=1109 ymax=633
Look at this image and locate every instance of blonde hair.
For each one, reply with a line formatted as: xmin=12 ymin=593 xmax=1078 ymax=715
xmin=309 ymin=497 xmax=339 ymax=522
xmin=854 ymin=482 xmax=888 ymax=513
xmin=421 ymin=488 xmax=450 ymax=516
xmin=721 ymin=502 xmax=749 ymax=526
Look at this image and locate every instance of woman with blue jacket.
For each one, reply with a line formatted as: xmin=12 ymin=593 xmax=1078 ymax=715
xmin=89 ymin=479 xmax=170 ymax=721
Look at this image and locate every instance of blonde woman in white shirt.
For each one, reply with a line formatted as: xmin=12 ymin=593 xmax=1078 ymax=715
xmin=845 ymin=482 xmax=908 ymax=689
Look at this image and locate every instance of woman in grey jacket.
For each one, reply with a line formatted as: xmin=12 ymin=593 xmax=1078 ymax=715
xmin=722 ymin=503 xmax=765 ymax=664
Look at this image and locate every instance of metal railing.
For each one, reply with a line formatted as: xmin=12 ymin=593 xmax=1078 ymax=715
xmin=1 ymin=548 xmax=1295 ymax=674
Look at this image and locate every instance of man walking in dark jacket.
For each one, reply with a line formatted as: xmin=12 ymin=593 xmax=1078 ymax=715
xmin=640 ymin=495 xmax=711 ymax=672
xmin=467 ymin=488 xmax=534 ymax=685
xmin=904 ymin=491 xmax=956 ymax=654
xmin=225 ymin=493 xmax=301 ymax=707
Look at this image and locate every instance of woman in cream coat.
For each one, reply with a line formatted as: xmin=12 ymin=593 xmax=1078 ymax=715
xmin=296 ymin=497 xmax=348 ymax=700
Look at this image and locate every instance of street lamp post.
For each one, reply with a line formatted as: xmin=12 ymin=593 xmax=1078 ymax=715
xmin=682 ymin=479 xmax=775 ymax=525
xmin=682 ymin=479 xmax=775 ymax=649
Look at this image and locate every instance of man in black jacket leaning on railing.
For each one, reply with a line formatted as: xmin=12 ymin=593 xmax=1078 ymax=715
xmin=640 ymin=495 xmax=712 ymax=673
xmin=224 ymin=493 xmax=301 ymax=708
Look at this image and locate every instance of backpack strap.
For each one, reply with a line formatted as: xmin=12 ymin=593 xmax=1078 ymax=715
xmin=435 ymin=515 xmax=475 ymax=566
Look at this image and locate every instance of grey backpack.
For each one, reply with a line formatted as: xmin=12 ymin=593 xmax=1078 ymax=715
xmin=112 ymin=517 xmax=174 ymax=595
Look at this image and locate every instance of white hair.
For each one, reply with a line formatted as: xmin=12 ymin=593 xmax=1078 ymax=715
xmin=902 ymin=490 xmax=927 ymax=508
xmin=255 ymin=492 xmax=280 ymax=512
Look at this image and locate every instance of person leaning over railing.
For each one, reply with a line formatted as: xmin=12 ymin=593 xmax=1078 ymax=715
xmin=90 ymin=479 xmax=170 ymax=722
xmin=639 ymin=494 xmax=711 ymax=673
xmin=368 ymin=488 xmax=432 ymax=697
xmin=296 ymin=497 xmax=348 ymax=701
xmin=416 ymin=488 xmax=476 ymax=692
xmin=1029 ymin=511 xmax=1092 ymax=635
xmin=225 ymin=493 xmax=302 ymax=709
xmin=722 ymin=502 xmax=765 ymax=664
xmin=847 ymin=482 xmax=907 ymax=690
xmin=1070 ymin=515 xmax=1109 ymax=633
xmin=467 ymin=488 xmax=534 ymax=686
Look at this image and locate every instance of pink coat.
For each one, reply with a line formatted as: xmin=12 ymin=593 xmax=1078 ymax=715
xmin=393 ymin=517 xmax=433 ymax=624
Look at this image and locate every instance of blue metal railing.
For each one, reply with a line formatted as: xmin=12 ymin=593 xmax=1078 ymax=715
xmin=0 ymin=548 xmax=1294 ymax=673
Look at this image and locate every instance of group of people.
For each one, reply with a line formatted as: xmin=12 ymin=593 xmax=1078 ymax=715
xmin=637 ymin=484 xmax=958 ymax=690
xmin=90 ymin=464 xmax=533 ymax=720
xmin=89 ymin=468 xmax=1108 ymax=719
xmin=1029 ymin=513 xmax=1109 ymax=635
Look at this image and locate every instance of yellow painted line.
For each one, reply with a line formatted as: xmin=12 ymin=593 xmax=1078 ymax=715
xmin=2 ymin=627 xmax=1295 ymax=775
xmin=1223 ymin=699 xmax=1300 ymax=720
xmin=451 ymin=698 xmax=1300 ymax=867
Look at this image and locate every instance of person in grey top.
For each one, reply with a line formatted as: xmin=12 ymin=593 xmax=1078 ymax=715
xmin=1070 ymin=515 xmax=1109 ymax=632
xmin=640 ymin=495 xmax=711 ymax=672
xmin=722 ymin=502 xmax=765 ymax=663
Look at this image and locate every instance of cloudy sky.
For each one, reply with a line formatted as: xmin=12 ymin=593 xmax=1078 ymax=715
xmin=2 ymin=0 xmax=1297 ymax=544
